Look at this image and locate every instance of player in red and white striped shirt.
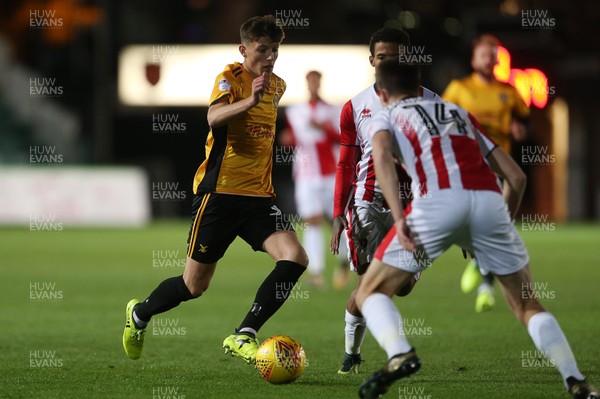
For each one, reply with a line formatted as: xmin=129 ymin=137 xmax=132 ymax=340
xmin=282 ymin=71 xmax=347 ymax=288
xmin=355 ymin=60 xmax=596 ymax=399
xmin=330 ymin=27 xmax=436 ymax=375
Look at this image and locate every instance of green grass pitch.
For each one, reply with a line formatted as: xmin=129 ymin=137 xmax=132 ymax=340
xmin=1 ymin=222 xmax=598 ymax=398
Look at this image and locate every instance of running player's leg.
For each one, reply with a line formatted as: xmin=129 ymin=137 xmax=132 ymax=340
xmin=339 ymin=203 xmax=391 ymax=373
xmin=295 ymin=179 xmax=326 ymax=288
xmin=495 ymin=266 xmax=597 ymax=397
xmin=224 ymin=200 xmax=307 ymax=364
xmin=471 ymin=190 xmax=597 ymax=398
xmin=123 ymin=192 xmax=233 ymax=360
xmin=355 ymin=256 xmax=421 ymax=398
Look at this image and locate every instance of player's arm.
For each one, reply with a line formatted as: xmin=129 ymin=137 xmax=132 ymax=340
xmin=207 ymin=72 xmax=270 ymax=128
xmin=372 ymin=130 xmax=415 ymax=252
xmin=331 ymin=100 xmax=359 ymax=254
xmin=470 ymin=111 xmax=526 ymax=219
xmin=486 ymin=146 xmax=526 ymax=220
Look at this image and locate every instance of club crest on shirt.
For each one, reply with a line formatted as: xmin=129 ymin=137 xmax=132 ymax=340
xmin=218 ymin=78 xmax=231 ymax=91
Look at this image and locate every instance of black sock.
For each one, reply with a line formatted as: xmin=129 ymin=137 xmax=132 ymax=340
xmin=482 ymin=272 xmax=494 ymax=286
xmin=134 ymin=275 xmax=195 ymax=323
xmin=238 ymin=260 xmax=305 ymax=333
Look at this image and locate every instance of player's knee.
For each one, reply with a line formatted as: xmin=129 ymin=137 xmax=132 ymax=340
xmin=185 ymin=278 xmax=210 ymax=298
xmin=288 ymin=246 xmax=309 ymax=267
xmin=355 ymin=287 xmax=371 ymax=310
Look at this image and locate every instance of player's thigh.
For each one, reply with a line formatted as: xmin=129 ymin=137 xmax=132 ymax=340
xmin=187 ymin=192 xmax=239 ymax=264
xmin=294 ymin=179 xmax=323 ymax=219
xmin=237 ymin=199 xmax=308 ymax=266
xmin=468 ymin=191 xmax=529 ymax=276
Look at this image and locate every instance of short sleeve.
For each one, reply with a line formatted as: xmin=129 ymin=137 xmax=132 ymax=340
xmin=209 ymin=70 xmax=237 ymax=106
xmin=367 ymin=108 xmax=392 ymax=142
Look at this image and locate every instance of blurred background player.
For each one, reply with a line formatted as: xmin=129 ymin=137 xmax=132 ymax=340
xmin=356 ymin=59 xmax=597 ymax=399
xmin=280 ymin=70 xmax=349 ymax=290
xmin=330 ymin=27 xmax=434 ymax=374
xmin=122 ymin=15 xmax=308 ymax=365
xmin=442 ymin=33 xmax=530 ymax=313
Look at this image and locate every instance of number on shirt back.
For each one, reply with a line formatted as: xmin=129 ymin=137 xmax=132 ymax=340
xmin=403 ymin=103 xmax=468 ymax=136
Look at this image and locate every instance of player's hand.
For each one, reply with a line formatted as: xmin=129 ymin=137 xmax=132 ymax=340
xmin=395 ymin=218 xmax=416 ymax=252
xmin=251 ymin=72 xmax=271 ymax=105
xmin=330 ymin=215 xmax=348 ymax=255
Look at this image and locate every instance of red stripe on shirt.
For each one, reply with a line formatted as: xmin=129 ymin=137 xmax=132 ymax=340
xmin=363 ymin=156 xmax=376 ymax=202
xmin=402 ymin=120 xmax=428 ymax=196
xmin=450 ymin=135 xmax=501 ymax=193
xmin=431 ymin=136 xmax=450 ymax=189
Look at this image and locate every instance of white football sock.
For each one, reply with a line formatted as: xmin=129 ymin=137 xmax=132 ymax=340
xmin=238 ymin=327 xmax=257 ymax=337
xmin=132 ymin=311 xmax=148 ymax=328
xmin=362 ymin=293 xmax=412 ymax=359
xmin=344 ymin=310 xmax=367 ymax=355
xmin=527 ymin=312 xmax=585 ymax=386
xmin=304 ymin=224 xmax=325 ymax=276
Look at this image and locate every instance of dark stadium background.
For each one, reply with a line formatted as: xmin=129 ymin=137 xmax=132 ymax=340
xmin=1 ymin=0 xmax=598 ymax=221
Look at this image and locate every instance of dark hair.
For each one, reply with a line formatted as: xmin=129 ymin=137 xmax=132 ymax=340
xmin=240 ymin=15 xmax=285 ymax=44
xmin=369 ymin=28 xmax=411 ymax=56
xmin=472 ymin=33 xmax=500 ymax=52
xmin=375 ymin=59 xmax=421 ymax=96
xmin=306 ymin=70 xmax=322 ymax=79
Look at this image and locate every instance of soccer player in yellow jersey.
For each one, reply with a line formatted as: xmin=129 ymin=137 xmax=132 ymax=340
xmin=122 ymin=15 xmax=308 ymax=365
xmin=442 ymin=34 xmax=530 ymax=313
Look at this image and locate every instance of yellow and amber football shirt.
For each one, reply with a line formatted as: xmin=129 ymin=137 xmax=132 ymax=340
xmin=442 ymin=72 xmax=529 ymax=152
xmin=193 ymin=62 xmax=286 ymax=197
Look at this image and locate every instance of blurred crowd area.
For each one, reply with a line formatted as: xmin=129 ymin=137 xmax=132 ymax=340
xmin=0 ymin=0 xmax=598 ymax=220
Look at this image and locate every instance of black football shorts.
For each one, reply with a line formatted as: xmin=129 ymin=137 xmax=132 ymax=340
xmin=186 ymin=192 xmax=292 ymax=263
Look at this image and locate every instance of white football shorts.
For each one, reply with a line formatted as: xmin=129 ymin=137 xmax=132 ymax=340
xmin=294 ymin=176 xmax=336 ymax=219
xmin=375 ymin=189 xmax=529 ymax=275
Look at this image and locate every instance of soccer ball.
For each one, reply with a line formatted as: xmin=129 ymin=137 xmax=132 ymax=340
xmin=255 ymin=335 xmax=306 ymax=384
